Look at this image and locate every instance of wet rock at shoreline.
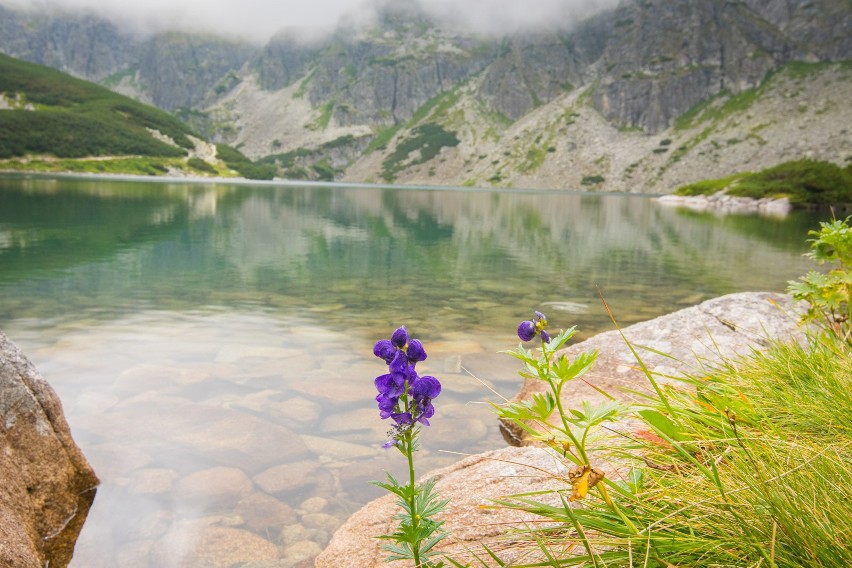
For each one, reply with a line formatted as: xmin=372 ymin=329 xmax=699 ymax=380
xmin=0 ymin=331 xmax=99 ymax=568
xmin=657 ymin=193 xmax=792 ymax=217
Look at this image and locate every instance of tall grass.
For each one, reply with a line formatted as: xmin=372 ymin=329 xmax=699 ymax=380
xmin=489 ymin=334 xmax=852 ymax=567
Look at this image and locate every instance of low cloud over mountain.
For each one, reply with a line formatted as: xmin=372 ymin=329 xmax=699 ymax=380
xmin=1 ymin=0 xmax=619 ymax=42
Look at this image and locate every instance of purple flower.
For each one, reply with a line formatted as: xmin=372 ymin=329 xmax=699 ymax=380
xmin=373 ymin=327 xmax=428 ymax=374
xmin=391 ymin=326 xmax=409 ymax=348
xmin=518 ymin=311 xmax=551 ymax=343
xmin=373 ymin=326 xmax=442 ymax=446
xmin=410 ymin=375 xmax=441 ymax=426
xmin=373 ymin=339 xmax=396 ymax=363
xmin=406 ymin=339 xmax=427 ymax=363
xmin=375 ymin=372 xmax=405 ymax=398
xmin=517 ymin=320 xmax=536 ymax=341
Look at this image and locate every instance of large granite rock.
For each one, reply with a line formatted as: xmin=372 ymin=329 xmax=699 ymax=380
xmin=0 ymin=331 xmax=98 ymax=568
xmin=315 ymin=445 xmax=573 ymax=568
xmin=501 ymin=291 xmax=806 ymax=445
xmin=316 ymin=292 xmax=806 ymax=566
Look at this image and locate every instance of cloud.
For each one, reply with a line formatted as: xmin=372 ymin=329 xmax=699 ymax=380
xmin=2 ymin=0 xmax=620 ymax=42
xmin=417 ymin=0 xmax=620 ymax=35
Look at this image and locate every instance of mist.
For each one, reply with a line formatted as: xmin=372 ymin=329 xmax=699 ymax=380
xmin=2 ymin=0 xmax=621 ymax=43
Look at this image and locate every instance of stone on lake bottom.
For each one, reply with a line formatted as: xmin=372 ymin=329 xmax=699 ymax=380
xmin=253 ymin=460 xmax=322 ymax=495
xmin=235 ymin=492 xmax=297 ymax=532
xmin=174 ymin=466 xmax=253 ymax=512
xmin=152 ymin=524 xmax=279 ymax=568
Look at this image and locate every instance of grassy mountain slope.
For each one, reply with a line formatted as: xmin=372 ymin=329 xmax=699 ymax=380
xmin=0 ymin=52 xmax=194 ymax=158
xmin=0 ymin=53 xmax=273 ymax=179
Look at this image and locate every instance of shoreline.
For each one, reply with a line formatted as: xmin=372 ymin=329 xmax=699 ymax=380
xmin=656 ymin=192 xmax=793 ymax=217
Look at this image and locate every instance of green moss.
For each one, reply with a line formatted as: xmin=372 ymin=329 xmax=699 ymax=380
xmin=311 ymin=159 xmax=338 ymax=181
xmin=1 ymin=156 xmax=182 ymax=176
xmin=674 ymin=160 xmax=852 ymax=207
xmin=293 ymin=70 xmax=314 ymax=99
xmin=308 ymin=100 xmax=336 ymax=130
xmin=366 ymin=123 xmax=405 ymax=154
xmin=675 ymin=173 xmax=746 ymax=196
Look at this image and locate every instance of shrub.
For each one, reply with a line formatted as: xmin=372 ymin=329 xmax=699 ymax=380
xmin=187 ymin=157 xmax=217 ymax=175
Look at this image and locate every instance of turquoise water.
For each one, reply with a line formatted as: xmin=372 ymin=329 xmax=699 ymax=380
xmin=0 ymin=174 xmax=823 ymax=567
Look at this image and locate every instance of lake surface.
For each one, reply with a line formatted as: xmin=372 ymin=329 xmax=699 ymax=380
xmin=0 ymin=174 xmax=824 ymax=567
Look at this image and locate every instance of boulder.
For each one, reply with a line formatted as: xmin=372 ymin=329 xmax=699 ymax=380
xmin=501 ymin=291 xmax=806 ymax=445
xmin=315 ymin=446 xmax=572 ymax=568
xmin=0 ymin=331 xmax=99 ymax=568
xmin=316 ymin=292 xmax=806 ymax=566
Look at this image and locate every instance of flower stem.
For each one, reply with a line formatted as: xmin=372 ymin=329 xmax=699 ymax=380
xmin=403 ymin=396 xmax=422 ymax=567
xmin=405 ymin=432 xmax=421 ymax=567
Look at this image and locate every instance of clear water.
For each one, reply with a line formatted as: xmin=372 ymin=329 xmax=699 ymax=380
xmin=0 ymin=174 xmax=823 ymax=567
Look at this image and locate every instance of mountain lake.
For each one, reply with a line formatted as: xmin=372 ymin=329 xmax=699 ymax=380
xmin=0 ymin=173 xmax=826 ymax=567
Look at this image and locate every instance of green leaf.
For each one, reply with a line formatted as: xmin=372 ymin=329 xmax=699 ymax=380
xmin=637 ymin=409 xmax=689 ymax=442
xmin=568 ymin=399 xmax=623 ymax=429
xmin=544 ymin=326 xmax=578 ymax=352
xmin=492 ymin=392 xmax=555 ymax=422
xmin=555 ymin=349 xmax=598 ymax=383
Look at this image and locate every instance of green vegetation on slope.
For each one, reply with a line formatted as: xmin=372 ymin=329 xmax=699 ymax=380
xmin=215 ymin=144 xmax=276 ymax=180
xmin=0 ymin=53 xmax=197 ymax=159
xmin=381 ymin=123 xmax=460 ymax=181
xmin=257 ymin=135 xmax=359 ymax=181
xmin=675 ymin=159 xmax=852 ymax=206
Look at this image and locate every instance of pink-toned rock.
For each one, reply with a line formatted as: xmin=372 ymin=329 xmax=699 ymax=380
xmin=151 ymin=523 xmax=280 ymax=568
xmin=175 ymin=466 xmax=253 ymax=511
xmin=234 ymin=491 xmax=297 ymax=532
xmin=315 ymin=446 xmax=572 ymax=567
xmin=0 ymin=331 xmax=99 ymax=568
xmin=502 ymin=291 xmax=806 ymax=444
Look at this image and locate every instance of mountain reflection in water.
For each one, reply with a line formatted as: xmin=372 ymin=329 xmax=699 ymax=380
xmin=0 ymin=175 xmax=822 ymax=567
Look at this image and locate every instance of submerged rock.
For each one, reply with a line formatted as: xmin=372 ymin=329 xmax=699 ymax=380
xmin=0 ymin=331 xmax=99 ymax=568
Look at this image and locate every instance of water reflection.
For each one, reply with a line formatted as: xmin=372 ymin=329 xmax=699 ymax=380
xmin=0 ymin=175 xmax=823 ymax=567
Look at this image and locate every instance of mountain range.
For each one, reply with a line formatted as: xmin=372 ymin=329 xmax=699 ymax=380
xmin=0 ymin=0 xmax=850 ymax=191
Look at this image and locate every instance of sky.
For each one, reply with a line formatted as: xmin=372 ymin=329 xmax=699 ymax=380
xmin=4 ymin=0 xmax=621 ymax=42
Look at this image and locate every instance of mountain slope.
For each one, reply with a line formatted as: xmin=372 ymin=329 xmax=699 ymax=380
xmin=0 ymin=53 xmax=273 ymax=178
xmin=200 ymin=0 xmax=852 ymax=191
xmin=0 ymin=52 xmax=196 ymax=158
xmin=0 ymin=0 xmax=850 ymax=190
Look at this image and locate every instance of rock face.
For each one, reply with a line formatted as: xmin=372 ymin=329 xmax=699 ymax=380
xmin=0 ymin=331 xmax=99 ymax=568
xmin=0 ymin=0 xmax=850 ymax=187
xmin=589 ymin=0 xmax=852 ymax=133
xmin=316 ymin=292 xmax=806 ymax=566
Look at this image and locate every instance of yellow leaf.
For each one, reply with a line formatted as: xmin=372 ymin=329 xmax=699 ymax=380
xmin=568 ymin=465 xmax=605 ymax=502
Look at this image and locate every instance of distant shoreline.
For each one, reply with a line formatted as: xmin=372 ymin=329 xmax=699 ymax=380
xmin=0 ymin=169 xmax=659 ymax=196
